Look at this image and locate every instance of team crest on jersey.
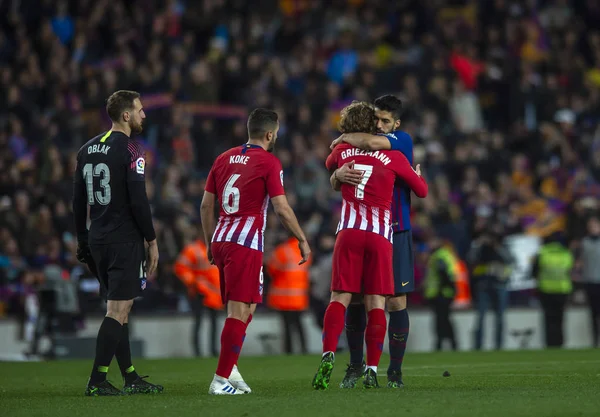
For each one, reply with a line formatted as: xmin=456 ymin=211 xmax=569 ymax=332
xmin=136 ymin=157 xmax=145 ymax=174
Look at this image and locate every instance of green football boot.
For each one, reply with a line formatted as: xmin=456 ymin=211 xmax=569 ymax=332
xmin=363 ymin=368 xmax=380 ymax=389
xmin=387 ymin=369 xmax=404 ymax=388
xmin=312 ymin=352 xmax=335 ymax=390
xmin=340 ymin=362 xmax=365 ymax=388
xmin=85 ymin=379 xmax=124 ymax=396
xmin=123 ymin=375 xmax=164 ymax=394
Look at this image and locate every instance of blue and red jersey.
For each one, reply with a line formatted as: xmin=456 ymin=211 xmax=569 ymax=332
xmin=384 ymin=131 xmax=414 ymax=232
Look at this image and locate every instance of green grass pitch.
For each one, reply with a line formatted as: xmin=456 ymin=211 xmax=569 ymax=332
xmin=1 ymin=349 xmax=599 ymax=417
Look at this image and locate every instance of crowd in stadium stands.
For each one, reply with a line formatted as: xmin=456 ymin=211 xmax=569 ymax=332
xmin=1 ymin=0 xmax=600 ymax=321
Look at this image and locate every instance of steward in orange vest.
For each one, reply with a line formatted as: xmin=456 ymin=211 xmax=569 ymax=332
xmin=174 ymin=239 xmax=222 ymax=357
xmin=266 ymin=237 xmax=311 ymax=354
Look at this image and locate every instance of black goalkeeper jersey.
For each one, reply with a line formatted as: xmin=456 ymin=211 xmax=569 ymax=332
xmin=72 ymin=130 xmax=156 ymax=245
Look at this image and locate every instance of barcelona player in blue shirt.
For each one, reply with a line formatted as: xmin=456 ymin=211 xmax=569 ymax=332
xmin=330 ymin=95 xmax=417 ymax=388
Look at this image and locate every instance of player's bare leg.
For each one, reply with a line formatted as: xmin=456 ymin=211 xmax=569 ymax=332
xmin=386 ymin=295 xmax=408 ymax=388
xmin=209 ymin=300 xmax=253 ymax=395
xmin=362 ymin=295 xmax=387 ymax=389
xmin=228 ymin=304 xmax=256 ymax=393
xmin=312 ymin=292 xmax=352 ymax=390
xmin=341 ymin=294 xmax=366 ymax=388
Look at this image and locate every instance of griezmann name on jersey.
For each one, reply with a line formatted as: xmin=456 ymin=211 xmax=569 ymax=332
xmin=205 ymin=144 xmax=285 ymax=252
xmin=326 ymin=143 xmax=427 ymax=242
xmin=73 ymin=131 xmax=155 ymax=244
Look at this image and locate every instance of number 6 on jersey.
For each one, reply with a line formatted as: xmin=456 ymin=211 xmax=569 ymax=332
xmin=223 ymin=174 xmax=241 ymax=214
xmin=354 ymin=163 xmax=373 ymax=200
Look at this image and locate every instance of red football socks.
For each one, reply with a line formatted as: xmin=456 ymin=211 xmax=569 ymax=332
xmin=322 ymin=301 xmax=347 ymax=353
xmin=233 ymin=314 xmax=253 ymax=371
xmin=365 ymin=308 xmax=387 ymax=368
xmin=215 ymin=318 xmax=246 ymax=378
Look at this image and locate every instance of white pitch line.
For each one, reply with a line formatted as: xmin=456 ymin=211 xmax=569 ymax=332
xmin=403 ymin=359 xmax=600 ymax=370
xmin=408 ymin=374 xmax=561 ymax=377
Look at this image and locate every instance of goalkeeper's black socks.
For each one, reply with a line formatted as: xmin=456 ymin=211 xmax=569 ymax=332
xmin=89 ymin=317 xmax=123 ymax=385
xmin=115 ymin=323 xmax=140 ymax=384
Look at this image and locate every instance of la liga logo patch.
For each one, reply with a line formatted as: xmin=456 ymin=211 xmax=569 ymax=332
xmin=136 ymin=157 xmax=145 ymax=174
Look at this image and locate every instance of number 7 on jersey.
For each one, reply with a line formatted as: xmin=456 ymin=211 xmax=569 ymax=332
xmin=353 ymin=163 xmax=373 ymax=200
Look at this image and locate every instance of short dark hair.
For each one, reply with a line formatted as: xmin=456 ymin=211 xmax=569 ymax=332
xmin=247 ymin=108 xmax=279 ymax=139
xmin=373 ymin=95 xmax=403 ymax=120
xmin=338 ymin=101 xmax=377 ymax=134
xmin=106 ymin=90 xmax=140 ymax=122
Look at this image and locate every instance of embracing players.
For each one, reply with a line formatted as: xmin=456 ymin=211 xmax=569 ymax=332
xmin=73 ymin=90 xmax=163 ymax=396
xmin=331 ymin=95 xmax=416 ymax=388
xmin=312 ymin=101 xmax=428 ymax=390
xmin=201 ymin=108 xmax=310 ymax=395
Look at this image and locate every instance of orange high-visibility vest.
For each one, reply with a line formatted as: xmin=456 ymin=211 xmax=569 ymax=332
xmin=266 ymin=238 xmax=311 ymax=311
xmin=173 ymin=240 xmax=223 ymax=310
xmin=453 ymin=260 xmax=472 ymax=309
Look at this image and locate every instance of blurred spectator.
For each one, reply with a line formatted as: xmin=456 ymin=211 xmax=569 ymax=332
xmin=532 ymin=232 xmax=574 ymax=348
xmin=0 ymin=0 xmax=598 ymax=321
xmin=423 ymin=236 xmax=458 ymax=351
xmin=266 ymin=237 xmax=311 ymax=355
xmin=467 ymin=228 xmax=514 ymax=350
xmin=577 ymin=216 xmax=600 ymax=347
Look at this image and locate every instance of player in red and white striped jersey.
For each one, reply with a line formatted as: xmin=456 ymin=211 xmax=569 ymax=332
xmin=327 ymin=143 xmax=428 ymax=241
xmin=312 ymin=101 xmax=428 ymax=390
xmin=201 ymin=108 xmax=310 ymax=395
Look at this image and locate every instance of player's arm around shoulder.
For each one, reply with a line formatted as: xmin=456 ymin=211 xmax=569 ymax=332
xmin=331 ymin=133 xmax=391 ymax=151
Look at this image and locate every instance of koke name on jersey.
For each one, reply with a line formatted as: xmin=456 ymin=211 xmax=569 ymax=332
xmin=88 ymin=144 xmax=111 ymax=155
xmin=340 ymin=148 xmax=392 ymax=166
xmin=230 ymin=155 xmax=250 ymax=165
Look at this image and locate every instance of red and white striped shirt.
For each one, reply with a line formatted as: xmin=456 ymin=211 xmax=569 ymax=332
xmin=336 ymin=200 xmax=393 ymax=242
xmin=326 ymin=143 xmax=428 ymax=243
xmin=211 ymin=196 xmax=269 ymax=251
xmin=205 ymin=144 xmax=285 ymax=252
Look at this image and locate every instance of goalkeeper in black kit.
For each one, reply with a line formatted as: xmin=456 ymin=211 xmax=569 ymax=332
xmin=72 ymin=90 xmax=163 ymax=396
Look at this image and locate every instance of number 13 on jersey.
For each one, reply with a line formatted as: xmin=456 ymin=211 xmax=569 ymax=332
xmin=354 ymin=163 xmax=373 ymax=200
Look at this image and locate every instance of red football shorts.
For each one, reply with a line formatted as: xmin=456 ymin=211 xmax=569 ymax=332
xmin=331 ymin=229 xmax=394 ymax=295
xmin=211 ymin=242 xmax=264 ymax=304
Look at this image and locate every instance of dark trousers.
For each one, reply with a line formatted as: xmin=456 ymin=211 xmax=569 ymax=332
xmin=280 ymin=310 xmax=307 ymax=354
xmin=431 ymin=297 xmax=457 ymax=351
xmin=191 ymin=295 xmax=219 ymax=357
xmin=585 ymin=283 xmax=600 ymax=347
xmin=539 ymin=293 xmax=568 ymax=348
xmin=474 ymin=278 xmax=509 ymax=350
